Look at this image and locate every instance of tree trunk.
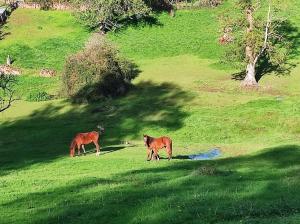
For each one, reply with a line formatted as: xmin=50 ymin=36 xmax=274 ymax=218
xmin=242 ymin=62 xmax=258 ymax=87
xmin=242 ymin=6 xmax=258 ymax=88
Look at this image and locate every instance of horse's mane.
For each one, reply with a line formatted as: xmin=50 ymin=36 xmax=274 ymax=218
xmin=145 ymin=135 xmax=154 ymax=147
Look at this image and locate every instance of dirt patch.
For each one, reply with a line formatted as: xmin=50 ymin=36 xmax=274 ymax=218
xmin=0 ymin=65 xmax=21 ymax=75
xmin=40 ymin=68 xmax=56 ymax=77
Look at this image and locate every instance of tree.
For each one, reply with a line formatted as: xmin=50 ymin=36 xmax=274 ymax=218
xmin=0 ymin=73 xmax=16 ymax=112
xmin=72 ymin=0 xmax=151 ymax=31
xmin=62 ymin=35 xmax=140 ymax=102
xmin=220 ymin=0 xmax=294 ymax=87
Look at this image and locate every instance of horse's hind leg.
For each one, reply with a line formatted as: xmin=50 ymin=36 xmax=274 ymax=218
xmin=153 ymin=149 xmax=159 ymax=161
xmin=167 ymin=145 xmax=172 ymax=161
xmin=147 ymin=148 xmax=152 ymax=161
xmin=82 ymin=145 xmax=86 ymax=154
xmin=77 ymin=143 xmax=81 ymax=156
xmin=94 ymin=141 xmax=100 ymax=156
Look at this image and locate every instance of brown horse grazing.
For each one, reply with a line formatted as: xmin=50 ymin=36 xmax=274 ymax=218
xmin=70 ymin=125 xmax=104 ymax=157
xmin=143 ymin=134 xmax=172 ymax=161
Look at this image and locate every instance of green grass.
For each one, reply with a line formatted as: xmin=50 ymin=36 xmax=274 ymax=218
xmin=0 ymin=8 xmax=90 ymax=100
xmin=0 ymin=9 xmax=89 ymax=72
xmin=108 ymin=10 xmax=223 ymax=60
xmin=1 ymin=2 xmax=300 ymax=223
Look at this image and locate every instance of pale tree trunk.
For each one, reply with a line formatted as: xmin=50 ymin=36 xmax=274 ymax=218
xmin=243 ymin=62 xmax=257 ymax=86
xmin=242 ymin=3 xmax=272 ymax=87
xmin=242 ymin=7 xmax=258 ymax=87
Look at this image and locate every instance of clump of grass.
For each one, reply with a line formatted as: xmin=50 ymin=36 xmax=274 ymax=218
xmin=191 ymin=165 xmax=219 ymax=176
xmin=26 ymin=91 xmax=53 ymax=102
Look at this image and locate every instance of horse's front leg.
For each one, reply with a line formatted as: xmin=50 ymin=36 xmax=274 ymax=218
xmin=153 ymin=149 xmax=159 ymax=161
xmin=146 ymin=148 xmax=152 ymax=161
xmin=94 ymin=141 xmax=100 ymax=156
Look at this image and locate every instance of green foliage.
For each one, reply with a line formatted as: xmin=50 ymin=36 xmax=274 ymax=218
xmin=220 ymin=1 xmax=296 ymax=78
xmin=62 ymin=35 xmax=140 ymax=102
xmin=0 ymin=73 xmax=17 ymax=112
xmin=38 ymin=0 xmax=53 ymax=10
xmin=26 ymin=91 xmax=53 ymax=102
xmin=73 ymin=0 xmax=151 ymax=31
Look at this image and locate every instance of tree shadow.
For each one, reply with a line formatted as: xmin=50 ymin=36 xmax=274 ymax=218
xmin=2 ymin=145 xmax=300 ymax=223
xmin=73 ymin=145 xmax=125 ymax=157
xmin=116 ymin=15 xmax=163 ymax=33
xmin=0 ymin=81 xmax=193 ymax=173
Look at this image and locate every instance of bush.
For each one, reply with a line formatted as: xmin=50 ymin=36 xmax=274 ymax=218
xmin=62 ymin=35 xmax=139 ymax=102
xmin=26 ymin=91 xmax=53 ymax=102
xmin=73 ymin=0 xmax=151 ymax=31
xmin=175 ymin=0 xmax=222 ymax=8
xmin=37 ymin=0 xmax=53 ymax=10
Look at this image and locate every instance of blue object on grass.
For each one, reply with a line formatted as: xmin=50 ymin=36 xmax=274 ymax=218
xmin=188 ymin=148 xmax=221 ymax=160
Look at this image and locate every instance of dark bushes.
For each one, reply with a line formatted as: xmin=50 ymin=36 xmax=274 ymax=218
xmin=62 ymin=35 xmax=140 ymax=102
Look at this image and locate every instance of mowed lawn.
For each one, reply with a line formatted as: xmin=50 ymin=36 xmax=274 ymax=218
xmin=1 ymin=4 xmax=300 ymax=224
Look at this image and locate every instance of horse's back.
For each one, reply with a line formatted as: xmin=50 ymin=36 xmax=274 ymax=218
xmin=151 ymin=136 xmax=171 ymax=148
xmin=75 ymin=131 xmax=99 ymax=144
xmin=161 ymin=136 xmax=172 ymax=145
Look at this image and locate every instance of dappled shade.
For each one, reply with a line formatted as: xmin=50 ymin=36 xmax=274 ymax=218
xmin=2 ymin=145 xmax=299 ymax=223
xmin=0 ymin=81 xmax=193 ymax=173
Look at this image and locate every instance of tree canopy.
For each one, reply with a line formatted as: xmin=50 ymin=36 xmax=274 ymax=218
xmin=72 ymin=0 xmax=151 ymax=31
xmin=220 ymin=0 xmax=296 ymax=87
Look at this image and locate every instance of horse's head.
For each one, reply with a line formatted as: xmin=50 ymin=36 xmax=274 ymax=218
xmin=143 ymin=134 xmax=148 ymax=146
xmin=97 ymin=125 xmax=105 ymax=133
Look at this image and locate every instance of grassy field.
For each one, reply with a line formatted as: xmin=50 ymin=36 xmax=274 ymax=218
xmin=1 ymin=3 xmax=300 ymax=224
xmin=0 ymin=9 xmax=89 ymax=98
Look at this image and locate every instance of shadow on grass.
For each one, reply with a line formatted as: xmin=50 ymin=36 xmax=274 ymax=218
xmin=119 ymin=15 xmax=163 ymax=32
xmin=3 ymin=145 xmax=300 ymax=223
xmin=0 ymin=81 xmax=193 ymax=173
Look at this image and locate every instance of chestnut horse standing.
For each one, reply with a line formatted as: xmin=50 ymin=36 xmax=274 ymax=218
xmin=70 ymin=126 xmax=104 ymax=157
xmin=143 ymin=134 xmax=172 ymax=161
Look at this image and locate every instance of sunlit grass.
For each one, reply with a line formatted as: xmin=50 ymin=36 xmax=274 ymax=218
xmin=1 ymin=2 xmax=300 ymax=223
xmin=0 ymin=9 xmax=89 ymax=72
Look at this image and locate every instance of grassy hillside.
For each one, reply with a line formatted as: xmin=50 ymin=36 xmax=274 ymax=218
xmin=0 ymin=9 xmax=89 ymax=72
xmin=0 ymin=8 xmax=90 ymax=98
xmin=1 ymin=2 xmax=300 ymax=223
xmin=108 ymin=10 xmax=222 ymax=60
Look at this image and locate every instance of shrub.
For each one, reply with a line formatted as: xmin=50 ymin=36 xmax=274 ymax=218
xmin=175 ymin=0 xmax=222 ymax=8
xmin=73 ymin=0 xmax=151 ymax=31
xmin=62 ymin=35 xmax=139 ymax=102
xmin=37 ymin=0 xmax=53 ymax=10
xmin=26 ymin=91 xmax=53 ymax=102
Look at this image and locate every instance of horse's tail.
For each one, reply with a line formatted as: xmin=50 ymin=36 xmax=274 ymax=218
xmin=70 ymin=139 xmax=76 ymax=157
xmin=166 ymin=138 xmax=172 ymax=160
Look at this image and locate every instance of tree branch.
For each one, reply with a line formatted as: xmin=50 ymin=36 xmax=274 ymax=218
xmin=254 ymin=2 xmax=271 ymax=64
xmin=0 ymin=74 xmax=17 ymax=112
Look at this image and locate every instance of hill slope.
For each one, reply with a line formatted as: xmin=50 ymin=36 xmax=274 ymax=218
xmin=1 ymin=3 xmax=300 ymax=223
